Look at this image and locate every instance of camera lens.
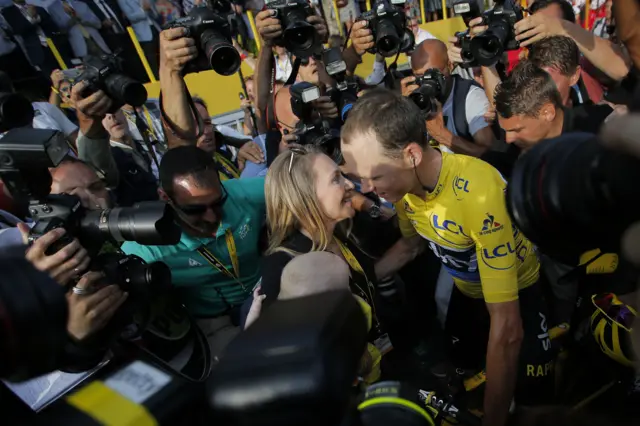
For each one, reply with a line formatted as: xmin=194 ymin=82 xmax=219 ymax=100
xmin=0 ymin=92 xmax=35 ymax=132
xmin=408 ymin=85 xmax=436 ymax=114
xmin=470 ymin=22 xmax=509 ymax=66
xmin=284 ymin=20 xmax=316 ymax=53
xmin=81 ymin=201 xmax=181 ymax=246
xmin=375 ymin=19 xmax=401 ymax=57
xmin=507 ymin=133 xmax=640 ymax=264
xmin=201 ymin=28 xmax=241 ymax=76
xmin=104 ymin=73 xmax=147 ymax=107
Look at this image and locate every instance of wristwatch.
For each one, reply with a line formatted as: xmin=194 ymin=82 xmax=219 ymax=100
xmin=368 ymin=204 xmax=382 ymax=220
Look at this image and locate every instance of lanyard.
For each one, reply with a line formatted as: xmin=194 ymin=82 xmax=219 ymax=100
xmin=214 ymin=152 xmax=240 ymax=180
xmin=196 ymin=229 xmax=243 ymax=287
xmin=141 ymin=105 xmax=159 ymax=142
xmin=334 ymin=237 xmax=379 ymax=329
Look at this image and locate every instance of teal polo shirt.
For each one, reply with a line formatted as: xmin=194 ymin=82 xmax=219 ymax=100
xmin=121 ymin=177 xmax=265 ymax=317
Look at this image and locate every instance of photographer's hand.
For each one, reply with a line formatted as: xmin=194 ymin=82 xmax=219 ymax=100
xmin=159 ymin=28 xmax=198 ymax=75
xmin=514 ymin=14 xmax=564 ymax=46
xmin=351 ymin=20 xmax=374 ymax=56
xmin=256 ymin=10 xmax=282 ymax=46
xmin=67 ymin=272 xmax=128 ymax=341
xmin=18 ymin=225 xmax=90 ymax=286
xmin=307 ymin=15 xmax=328 ymax=43
xmin=447 ymin=36 xmax=463 ymax=65
xmin=468 ymin=16 xmax=488 ymax=38
xmin=245 ymin=285 xmax=265 ymax=329
xmin=72 ymin=81 xmax=112 ymax=139
xmin=400 ymin=76 xmax=419 ymax=98
xmin=236 ymin=141 xmax=265 ymax=171
xmin=312 ymin=96 xmax=338 ymax=119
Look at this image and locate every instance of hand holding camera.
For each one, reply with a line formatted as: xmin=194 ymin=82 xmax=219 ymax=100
xmin=66 ymin=271 xmax=128 ymax=341
xmin=400 ymin=76 xmax=420 ymax=98
xmin=262 ymin=0 xmax=322 ymax=57
xmin=19 ymin=225 xmax=90 ymax=286
xmin=311 ymin=96 xmax=338 ymax=119
xmin=351 ymin=20 xmax=374 ymax=56
xmin=255 ymin=9 xmax=282 ymax=45
xmin=159 ymin=27 xmax=199 ymax=75
xmin=72 ymin=80 xmax=113 ymax=139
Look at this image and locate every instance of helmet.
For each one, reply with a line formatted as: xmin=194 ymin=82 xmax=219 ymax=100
xmin=590 ymin=293 xmax=637 ymax=367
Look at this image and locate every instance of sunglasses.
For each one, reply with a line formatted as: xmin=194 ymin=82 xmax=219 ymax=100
xmin=299 ymin=54 xmax=321 ymax=66
xmin=173 ymin=185 xmax=228 ymax=216
xmin=592 ymin=293 xmax=636 ymax=330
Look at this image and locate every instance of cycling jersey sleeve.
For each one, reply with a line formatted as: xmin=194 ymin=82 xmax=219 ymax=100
xmin=467 ymin=174 xmax=520 ymax=304
xmin=396 ymin=201 xmax=419 ymax=238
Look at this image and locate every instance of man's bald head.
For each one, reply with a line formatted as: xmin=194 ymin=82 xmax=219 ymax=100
xmin=279 ymin=252 xmax=350 ymax=300
xmin=274 ymin=86 xmax=299 ymax=135
xmin=411 ymin=39 xmax=450 ymax=75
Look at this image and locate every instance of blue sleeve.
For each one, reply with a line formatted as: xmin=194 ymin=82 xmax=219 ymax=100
xmin=120 ymin=241 xmax=159 ymax=264
xmin=240 ymin=134 xmax=269 ymax=179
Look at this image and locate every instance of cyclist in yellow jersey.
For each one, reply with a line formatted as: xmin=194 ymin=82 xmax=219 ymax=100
xmin=340 ymin=89 xmax=554 ymax=426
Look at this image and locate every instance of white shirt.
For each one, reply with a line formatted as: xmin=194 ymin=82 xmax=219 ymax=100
xmin=275 ymin=54 xmax=292 ymax=83
xmin=414 ymin=28 xmax=436 ymax=45
xmin=92 ymin=0 xmax=125 ymax=32
xmin=32 ymin=102 xmax=78 ymax=137
xmin=439 ymin=79 xmax=490 ymax=153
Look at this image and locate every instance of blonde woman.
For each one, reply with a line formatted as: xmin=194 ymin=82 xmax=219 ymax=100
xmin=259 ymin=144 xmax=391 ymax=357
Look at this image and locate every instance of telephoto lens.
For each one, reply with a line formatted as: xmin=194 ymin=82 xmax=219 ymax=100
xmin=506 ymin=133 xmax=640 ymax=265
xmin=0 ymin=258 xmax=68 ymax=382
xmin=201 ymin=27 xmax=241 ymax=76
xmin=469 ymin=20 xmax=510 ymax=66
xmin=104 ymin=73 xmax=148 ymax=108
xmin=375 ymin=18 xmax=402 ymax=57
xmin=408 ymin=85 xmax=438 ymax=115
xmin=283 ymin=9 xmax=316 ymax=53
xmin=0 ymin=92 xmax=34 ymax=132
xmin=80 ymin=201 xmax=182 ymax=246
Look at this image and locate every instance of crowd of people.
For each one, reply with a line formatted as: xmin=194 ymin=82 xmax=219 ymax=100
xmin=1 ymin=0 xmax=640 ymax=424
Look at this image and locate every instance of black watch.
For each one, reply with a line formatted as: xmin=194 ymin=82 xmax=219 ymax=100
xmin=368 ymin=204 xmax=382 ymax=220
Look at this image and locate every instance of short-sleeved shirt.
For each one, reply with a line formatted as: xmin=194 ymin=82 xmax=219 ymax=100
xmin=395 ymin=150 xmax=540 ymax=304
xmin=440 ymin=79 xmax=490 ymax=153
xmin=121 ymin=177 xmax=266 ymax=317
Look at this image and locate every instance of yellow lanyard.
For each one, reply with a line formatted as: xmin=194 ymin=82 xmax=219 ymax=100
xmin=334 ymin=237 xmax=378 ymax=323
xmin=142 ymin=105 xmax=158 ymax=141
xmin=197 ymin=229 xmax=243 ymax=290
xmin=214 ymin=152 xmax=240 ymax=180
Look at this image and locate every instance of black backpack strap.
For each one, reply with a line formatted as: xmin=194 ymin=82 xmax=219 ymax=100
xmin=451 ymin=74 xmax=482 ymax=142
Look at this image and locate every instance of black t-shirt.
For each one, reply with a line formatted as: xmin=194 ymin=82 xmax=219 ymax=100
xmin=561 ymin=104 xmax=613 ymax=135
xmin=260 ymin=229 xmax=380 ymax=314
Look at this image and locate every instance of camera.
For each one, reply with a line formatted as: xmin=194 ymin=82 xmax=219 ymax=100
xmin=323 ymin=47 xmax=360 ymax=122
xmin=454 ymin=30 xmax=478 ymax=68
xmin=453 ymin=0 xmax=482 ymax=26
xmin=266 ymin=0 xmax=321 ymax=58
xmin=165 ymin=4 xmax=241 ymax=76
xmin=0 ymin=128 xmax=180 ymax=307
xmin=408 ymin=68 xmax=447 ymax=115
xmin=290 ymin=81 xmax=342 ymax=164
xmin=0 ymin=92 xmax=33 ymax=132
xmin=470 ymin=0 xmax=523 ymax=66
xmin=357 ymin=0 xmax=412 ymax=58
xmin=76 ymin=53 xmax=147 ymax=112
xmin=507 ymin=133 xmax=640 ymax=265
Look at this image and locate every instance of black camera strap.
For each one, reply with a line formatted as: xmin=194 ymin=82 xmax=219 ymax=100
xmin=285 ymin=56 xmax=302 ymax=86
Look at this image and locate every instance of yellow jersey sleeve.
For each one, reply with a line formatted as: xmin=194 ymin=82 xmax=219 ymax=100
xmin=396 ymin=200 xmax=419 ymax=238
xmin=466 ymin=173 xmax=520 ymax=304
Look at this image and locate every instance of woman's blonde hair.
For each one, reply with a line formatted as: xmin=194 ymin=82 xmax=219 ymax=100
xmin=265 ymin=144 xmax=332 ymax=255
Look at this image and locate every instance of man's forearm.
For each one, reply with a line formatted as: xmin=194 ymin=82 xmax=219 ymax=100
xmin=159 ymin=69 xmax=196 ymax=148
xmin=375 ymin=237 xmax=423 ymax=279
xmin=561 ymin=20 xmax=630 ymax=81
xmin=483 ymin=323 xmax=522 ymax=426
xmin=431 ymin=127 xmax=486 ymax=157
xmin=255 ymin=46 xmax=275 ymax=118
xmin=614 ymin=0 xmax=640 ymax=71
xmin=77 ymin=131 xmax=119 ymax=188
xmin=481 ymin=66 xmax=501 ymax=107
xmin=343 ymin=45 xmax=363 ymax=75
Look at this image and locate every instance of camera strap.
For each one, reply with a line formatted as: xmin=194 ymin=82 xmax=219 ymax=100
xmin=285 ymin=56 xmax=302 ymax=86
xmin=214 ymin=152 xmax=240 ymax=180
xmin=196 ymin=230 xmax=244 ymax=292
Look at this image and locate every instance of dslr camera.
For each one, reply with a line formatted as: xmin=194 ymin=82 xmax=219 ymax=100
xmin=454 ymin=30 xmax=478 ymax=68
xmin=408 ymin=68 xmax=447 ymax=115
xmin=323 ymin=47 xmax=360 ymax=122
xmin=76 ymin=53 xmax=147 ymax=112
xmin=266 ymin=0 xmax=321 ymax=58
xmin=290 ymin=81 xmax=342 ymax=164
xmin=452 ymin=0 xmax=481 ymax=27
xmin=165 ymin=3 xmax=241 ymax=76
xmin=0 ymin=128 xmax=180 ymax=321
xmin=357 ymin=0 xmax=412 ymax=58
xmin=470 ymin=0 xmax=523 ymax=66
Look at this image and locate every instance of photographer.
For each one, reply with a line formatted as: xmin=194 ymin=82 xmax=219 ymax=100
xmin=400 ymin=39 xmax=495 ymax=157
xmin=341 ymin=89 xmax=554 ymax=426
xmin=121 ymin=146 xmax=265 ymax=358
xmin=494 ymin=61 xmax=613 ymax=152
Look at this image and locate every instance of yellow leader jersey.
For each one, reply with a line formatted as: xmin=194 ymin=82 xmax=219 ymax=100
xmin=395 ymin=151 xmax=540 ymax=303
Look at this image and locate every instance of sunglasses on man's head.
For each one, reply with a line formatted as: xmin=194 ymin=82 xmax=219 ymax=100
xmin=173 ymin=185 xmax=228 ymax=216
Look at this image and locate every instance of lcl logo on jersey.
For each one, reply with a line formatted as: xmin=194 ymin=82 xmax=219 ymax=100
xmin=481 ymin=242 xmax=516 ymax=270
xmin=452 ymin=176 xmax=470 ymax=199
xmin=431 ymin=214 xmax=470 ymax=237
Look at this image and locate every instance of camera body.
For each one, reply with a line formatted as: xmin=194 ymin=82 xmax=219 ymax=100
xmin=323 ymin=47 xmax=360 ymax=122
xmin=454 ymin=30 xmax=478 ymax=68
xmin=452 ymin=0 xmax=481 ymax=26
xmin=165 ymin=5 xmax=240 ymax=76
xmin=409 ymin=68 xmax=447 ymax=115
xmin=358 ymin=0 xmax=409 ymax=57
xmin=470 ymin=0 xmax=523 ymax=66
xmin=76 ymin=53 xmax=147 ymax=112
xmin=267 ymin=0 xmax=320 ymax=58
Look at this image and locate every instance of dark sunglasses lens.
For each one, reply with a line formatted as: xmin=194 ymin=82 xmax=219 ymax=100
xmin=300 ymin=58 xmax=310 ymax=66
xmin=179 ymin=205 xmax=208 ymax=215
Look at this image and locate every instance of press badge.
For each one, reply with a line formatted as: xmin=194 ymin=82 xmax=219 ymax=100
xmin=374 ymin=333 xmax=393 ymax=355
